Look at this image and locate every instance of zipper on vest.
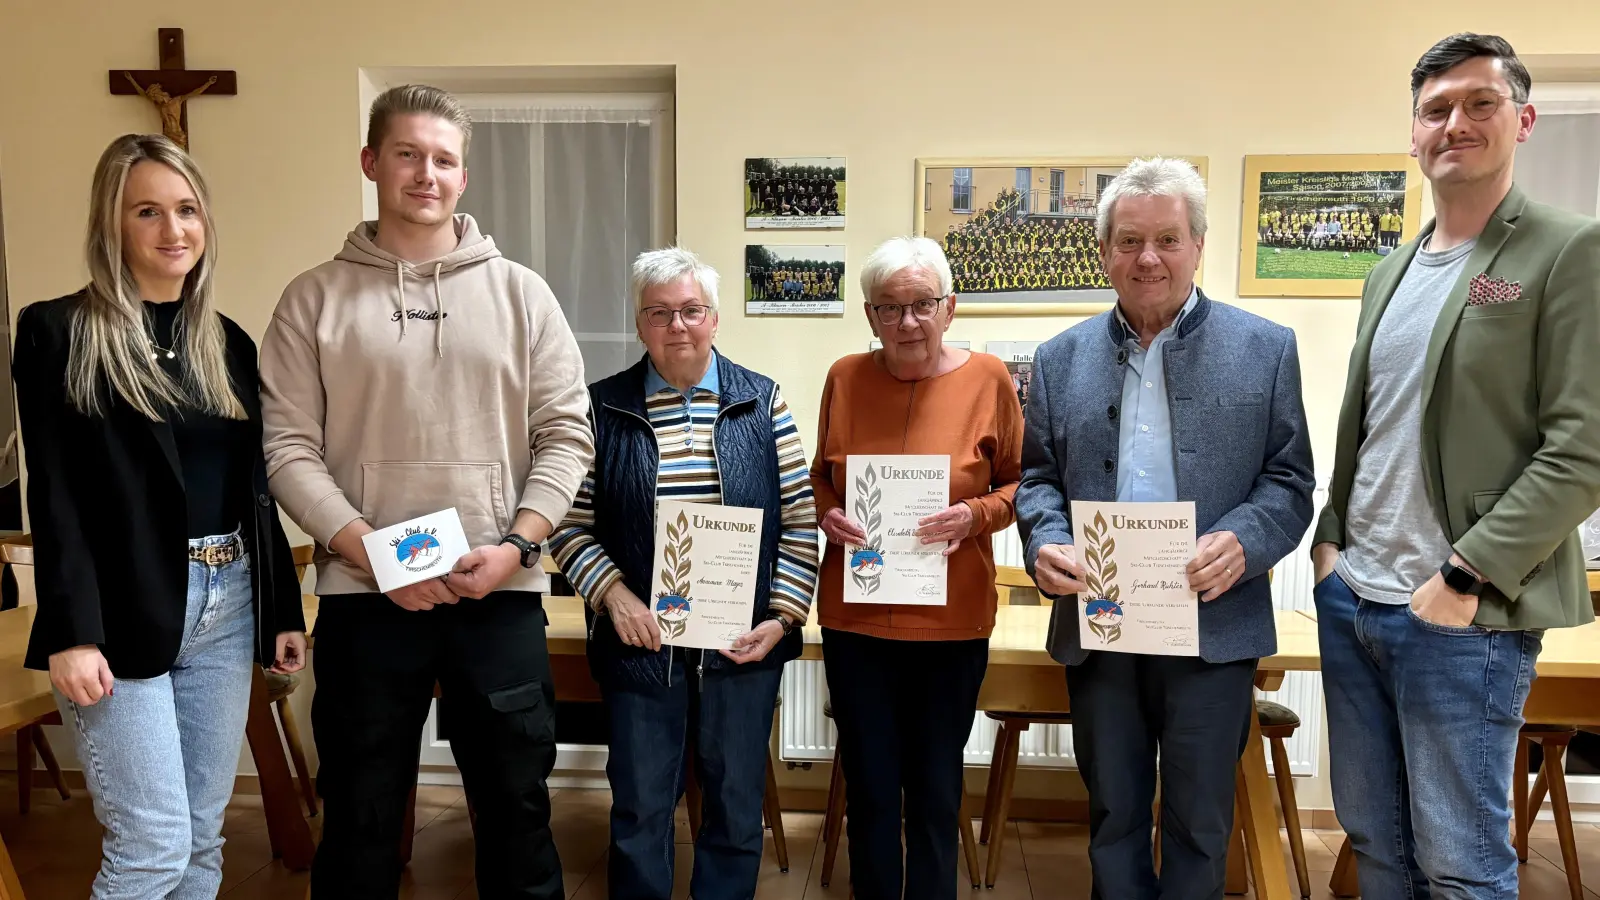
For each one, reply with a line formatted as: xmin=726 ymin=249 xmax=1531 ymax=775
xmin=697 ymin=650 xmax=706 ymax=693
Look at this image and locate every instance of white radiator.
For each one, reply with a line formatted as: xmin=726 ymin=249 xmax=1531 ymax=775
xmin=780 ymin=481 xmax=1331 ymax=779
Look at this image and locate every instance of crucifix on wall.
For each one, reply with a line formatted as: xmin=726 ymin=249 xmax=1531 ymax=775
xmin=109 ymin=28 xmax=237 ymax=152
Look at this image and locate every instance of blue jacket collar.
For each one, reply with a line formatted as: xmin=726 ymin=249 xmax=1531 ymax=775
xmin=1104 ymin=286 xmax=1212 ymax=347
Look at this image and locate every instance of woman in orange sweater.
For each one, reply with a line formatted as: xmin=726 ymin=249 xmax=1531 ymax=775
xmin=810 ymin=236 xmax=1022 ymax=900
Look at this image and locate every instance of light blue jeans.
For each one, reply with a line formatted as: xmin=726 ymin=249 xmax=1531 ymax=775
xmin=59 ymin=533 xmax=256 ymax=900
xmin=1316 ymin=571 xmax=1542 ymax=900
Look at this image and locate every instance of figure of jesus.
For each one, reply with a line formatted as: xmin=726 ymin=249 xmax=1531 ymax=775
xmin=122 ymin=71 xmax=217 ymax=149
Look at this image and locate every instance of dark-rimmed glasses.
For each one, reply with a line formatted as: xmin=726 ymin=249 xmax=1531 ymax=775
xmin=870 ymin=297 xmax=945 ymax=326
xmin=641 ymin=305 xmax=712 ymax=327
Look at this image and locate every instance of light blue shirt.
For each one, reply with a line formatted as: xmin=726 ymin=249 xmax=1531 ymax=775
xmin=1114 ymin=287 xmax=1197 ymax=502
xmin=645 ymin=349 xmax=720 ymax=403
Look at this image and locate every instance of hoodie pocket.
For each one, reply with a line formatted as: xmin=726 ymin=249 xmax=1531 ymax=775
xmin=360 ymin=462 xmax=510 ymax=548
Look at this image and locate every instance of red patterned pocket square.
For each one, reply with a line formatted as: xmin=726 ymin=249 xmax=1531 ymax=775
xmin=1466 ymin=273 xmax=1523 ymax=306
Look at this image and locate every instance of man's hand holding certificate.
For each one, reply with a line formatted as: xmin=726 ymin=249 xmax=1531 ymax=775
xmin=1069 ymin=501 xmax=1200 ymax=656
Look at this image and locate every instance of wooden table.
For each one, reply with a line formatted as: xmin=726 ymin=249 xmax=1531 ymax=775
xmin=0 ymin=606 xmax=74 ymax=898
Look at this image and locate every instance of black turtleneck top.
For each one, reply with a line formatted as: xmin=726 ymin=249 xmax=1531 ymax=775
xmin=145 ymin=302 xmax=250 ymax=540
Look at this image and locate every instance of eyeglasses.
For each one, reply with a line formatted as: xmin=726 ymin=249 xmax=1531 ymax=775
xmin=871 ymin=297 xmax=945 ymax=326
xmin=1415 ymin=89 xmax=1514 ymax=129
xmin=641 ymin=305 xmax=712 ymax=328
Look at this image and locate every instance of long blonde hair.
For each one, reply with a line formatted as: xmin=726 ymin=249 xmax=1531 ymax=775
xmin=69 ymin=134 xmax=244 ymax=421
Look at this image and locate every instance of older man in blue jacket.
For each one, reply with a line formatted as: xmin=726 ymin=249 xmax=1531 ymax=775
xmin=1016 ymin=157 xmax=1315 ymax=900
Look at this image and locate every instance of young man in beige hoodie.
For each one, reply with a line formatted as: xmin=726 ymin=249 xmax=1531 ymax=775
xmin=259 ymin=85 xmax=593 ymax=900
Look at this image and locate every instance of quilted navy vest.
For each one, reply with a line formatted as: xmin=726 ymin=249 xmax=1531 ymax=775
xmin=582 ymin=352 xmax=799 ymax=686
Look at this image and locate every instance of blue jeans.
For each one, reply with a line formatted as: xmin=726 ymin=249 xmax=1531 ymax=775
xmin=59 ymin=534 xmax=256 ymax=900
xmin=1316 ymin=572 xmax=1542 ymax=900
xmin=602 ymin=649 xmax=782 ymax=900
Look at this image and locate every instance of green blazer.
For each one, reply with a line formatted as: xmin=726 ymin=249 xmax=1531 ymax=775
xmin=1314 ymin=185 xmax=1600 ymax=631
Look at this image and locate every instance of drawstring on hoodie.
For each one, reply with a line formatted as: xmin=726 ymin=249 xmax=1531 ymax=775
xmin=433 ymin=263 xmax=445 ymax=357
xmin=393 ymin=260 xmax=447 ymax=357
xmin=395 ymin=262 xmax=408 ymax=338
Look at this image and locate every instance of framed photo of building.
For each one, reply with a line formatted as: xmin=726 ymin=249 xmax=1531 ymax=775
xmin=1238 ymin=154 xmax=1424 ymax=297
xmin=745 ymin=157 xmax=846 ymax=229
xmin=745 ymin=244 xmax=845 ymax=316
xmin=914 ymin=157 xmax=1209 ymax=316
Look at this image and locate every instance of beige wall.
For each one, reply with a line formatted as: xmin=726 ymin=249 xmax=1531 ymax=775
xmin=4 ymin=0 xmax=1600 ymax=805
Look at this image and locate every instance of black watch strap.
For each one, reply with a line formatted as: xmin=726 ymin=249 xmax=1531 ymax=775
xmin=766 ymin=611 xmax=794 ymax=635
xmin=1439 ymin=560 xmax=1484 ymax=596
xmin=500 ymin=534 xmax=541 ymax=569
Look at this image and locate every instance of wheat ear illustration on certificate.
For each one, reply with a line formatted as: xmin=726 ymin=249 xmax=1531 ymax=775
xmin=843 ymin=455 xmax=950 ymax=605
xmin=648 ymin=499 xmax=765 ymax=650
xmin=1070 ymin=501 xmax=1199 ymax=656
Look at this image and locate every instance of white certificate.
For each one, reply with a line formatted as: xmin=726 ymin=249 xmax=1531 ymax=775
xmin=1070 ymin=501 xmax=1199 ymax=656
xmin=648 ymin=500 xmax=764 ymax=650
xmin=361 ymin=508 xmax=472 ymax=594
xmin=843 ymin=455 xmax=950 ymax=605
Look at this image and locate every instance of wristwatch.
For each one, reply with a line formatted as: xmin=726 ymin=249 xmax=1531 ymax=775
xmin=500 ymin=534 xmax=542 ymax=569
xmin=1439 ymin=560 xmax=1485 ymax=596
xmin=765 ymin=611 xmax=795 ymax=636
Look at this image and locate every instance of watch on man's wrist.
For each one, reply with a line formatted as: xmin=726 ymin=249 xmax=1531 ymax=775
xmin=500 ymin=534 xmax=542 ymax=569
xmin=1439 ymin=560 xmax=1484 ymax=596
xmin=765 ymin=611 xmax=795 ymax=636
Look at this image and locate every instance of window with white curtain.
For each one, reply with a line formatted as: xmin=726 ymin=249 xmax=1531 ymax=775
xmin=454 ymin=93 xmax=675 ymax=383
xmin=1520 ymin=84 xmax=1600 ymax=216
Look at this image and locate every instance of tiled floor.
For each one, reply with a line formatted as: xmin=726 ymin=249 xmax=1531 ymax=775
xmin=0 ymin=780 xmax=1596 ymax=898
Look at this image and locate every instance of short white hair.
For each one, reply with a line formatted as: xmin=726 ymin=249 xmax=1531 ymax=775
xmin=1096 ymin=157 xmax=1208 ymax=244
xmin=859 ymin=236 xmax=953 ymax=301
xmin=631 ymin=247 xmax=720 ymax=313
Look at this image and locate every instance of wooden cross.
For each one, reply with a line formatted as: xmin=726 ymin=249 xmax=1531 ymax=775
xmin=109 ymin=28 xmax=236 ymax=152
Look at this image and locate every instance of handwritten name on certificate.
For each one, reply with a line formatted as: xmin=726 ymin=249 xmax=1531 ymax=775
xmin=1070 ymin=501 xmax=1199 ymax=656
xmin=649 ymin=499 xmax=765 ymax=650
xmin=844 ymin=455 xmax=950 ymax=605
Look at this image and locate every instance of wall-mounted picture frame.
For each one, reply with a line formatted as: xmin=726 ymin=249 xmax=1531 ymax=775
xmin=914 ymin=156 xmax=1209 ymax=316
xmin=744 ymin=244 xmax=845 ymax=316
xmin=745 ymin=157 xmax=846 ymax=229
xmin=1238 ymin=154 xmax=1424 ymax=297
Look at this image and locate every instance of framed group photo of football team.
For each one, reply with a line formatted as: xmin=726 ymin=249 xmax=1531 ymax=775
xmin=744 ymin=244 xmax=846 ymax=316
xmin=1238 ymin=154 xmax=1424 ymax=297
xmin=914 ymin=156 xmax=1209 ymax=316
xmin=745 ymin=157 xmax=846 ymax=229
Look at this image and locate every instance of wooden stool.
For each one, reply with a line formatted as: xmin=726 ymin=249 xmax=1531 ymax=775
xmin=1515 ymin=724 xmax=1583 ymax=900
xmin=979 ymin=710 xmax=1072 ymax=888
xmin=684 ymin=694 xmax=789 ymax=873
xmin=1256 ymin=699 xmax=1311 ymax=900
xmin=818 ymin=700 xmax=982 ymax=889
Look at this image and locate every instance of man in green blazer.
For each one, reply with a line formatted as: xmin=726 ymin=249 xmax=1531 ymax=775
xmin=1311 ymin=32 xmax=1600 ymax=899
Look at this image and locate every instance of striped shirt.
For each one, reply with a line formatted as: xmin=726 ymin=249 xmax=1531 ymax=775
xmin=550 ymin=361 xmax=819 ymax=624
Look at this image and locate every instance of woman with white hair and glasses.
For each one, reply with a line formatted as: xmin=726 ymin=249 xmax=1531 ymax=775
xmin=808 ymin=236 xmax=1023 ymax=900
xmin=550 ymin=247 xmax=820 ymax=899
xmin=12 ymin=133 xmax=307 ymax=898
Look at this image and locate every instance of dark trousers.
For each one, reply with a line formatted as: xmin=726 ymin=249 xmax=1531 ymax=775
xmin=309 ymin=592 xmax=562 ymax=899
xmin=1067 ymin=651 xmax=1258 ymax=900
xmin=602 ymin=650 xmax=783 ymax=900
xmin=821 ymin=628 xmax=988 ymax=900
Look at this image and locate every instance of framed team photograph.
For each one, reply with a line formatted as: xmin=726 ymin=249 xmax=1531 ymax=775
xmin=915 ymin=156 xmax=1209 ymax=316
xmin=1238 ymin=154 xmax=1424 ymax=297
xmin=745 ymin=244 xmax=846 ymax=316
xmin=745 ymin=157 xmax=846 ymax=229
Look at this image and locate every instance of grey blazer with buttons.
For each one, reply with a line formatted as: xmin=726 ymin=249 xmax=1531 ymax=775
xmin=1015 ymin=290 xmax=1315 ymax=665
